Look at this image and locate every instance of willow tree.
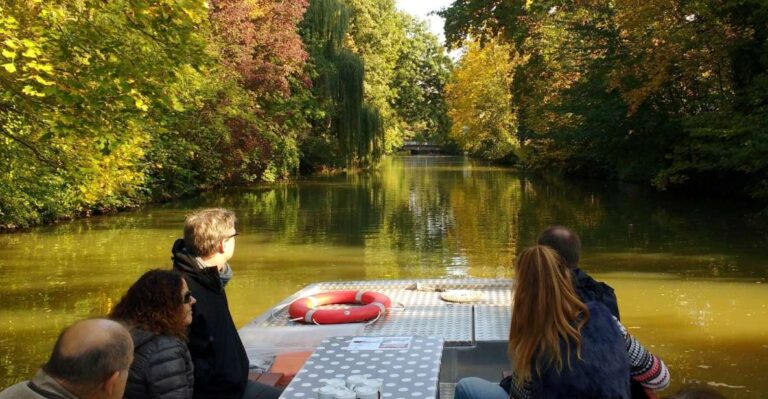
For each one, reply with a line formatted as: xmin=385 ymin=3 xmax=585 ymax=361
xmin=300 ymin=0 xmax=383 ymax=170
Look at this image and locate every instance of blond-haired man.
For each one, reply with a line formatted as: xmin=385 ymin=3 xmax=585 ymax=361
xmin=172 ymin=208 xmax=279 ymax=399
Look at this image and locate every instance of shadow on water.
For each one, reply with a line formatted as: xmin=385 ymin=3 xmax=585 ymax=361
xmin=1 ymin=156 xmax=767 ymax=397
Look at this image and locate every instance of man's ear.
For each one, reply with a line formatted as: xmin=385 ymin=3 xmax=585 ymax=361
xmin=102 ymin=371 xmax=121 ymax=397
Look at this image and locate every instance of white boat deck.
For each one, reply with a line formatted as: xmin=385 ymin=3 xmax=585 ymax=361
xmin=239 ymin=279 xmax=514 ymax=399
xmin=242 ymin=279 xmax=512 ymax=345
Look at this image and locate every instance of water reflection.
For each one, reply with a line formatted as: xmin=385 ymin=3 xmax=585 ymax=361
xmin=0 ymin=156 xmax=767 ymax=397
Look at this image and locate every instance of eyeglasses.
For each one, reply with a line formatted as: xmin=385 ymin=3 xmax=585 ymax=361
xmin=182 ymin=290 xmax=193 ymax=304
xmin=225 ymin=232 xmax=239 ymax=240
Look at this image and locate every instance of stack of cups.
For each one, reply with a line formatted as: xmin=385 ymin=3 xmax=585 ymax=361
xmin=316 ymin=377 xmax=383 ymax=399
xmin=347 ymin=376 xmax=383 ymax=399
xmin=317 ymin=378 xmax=349 ymax=399
xmin=354 ymin=379 xmax=382 ymax=399
xmin=345 ymin=376 xmax=367 ymax=390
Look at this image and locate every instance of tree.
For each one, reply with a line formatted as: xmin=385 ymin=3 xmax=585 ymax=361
xmin=0 ymin=0 xmax=210 ymax=228
xmin=300 ymin=0 xmax=384 ymax=170
xmin=445 ymin=37 xmax=518 ymax=161
xmin=391 ymin=15 xmax=452 ymax=144
xmin=439 ymin=0 xmax=768 ymax=199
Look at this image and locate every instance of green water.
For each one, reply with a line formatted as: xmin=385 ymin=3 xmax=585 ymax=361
xmin=1 ymin=156 xmax=767 ymax=397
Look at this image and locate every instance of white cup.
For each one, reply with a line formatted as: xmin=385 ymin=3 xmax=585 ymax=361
xmin=322 ymin=378 xmax=346 ymax=387
xmin=354 ymin=385 xmax=379 ymax=399
xmin=346 ymin=375 xmax=367 ymax=390
xmin=360 ymin=379 xmax=382 ymax=392
xmin=333 ymin=388 xmax=357 ymax=399
xmin=318 ymin=385 xmax=340 ymax=399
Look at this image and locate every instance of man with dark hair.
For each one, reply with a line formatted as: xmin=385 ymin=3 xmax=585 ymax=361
xmin=172 ymin=208 xmax=280 ymax=399
xmin=0 ymin=318 xmax=133 ymax=399
xmin=538 ymin=225 xmax=620 ymax=319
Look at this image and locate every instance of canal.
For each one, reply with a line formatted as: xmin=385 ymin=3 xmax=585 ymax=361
xmin=1 ymin=156 xmax=767 ymax=397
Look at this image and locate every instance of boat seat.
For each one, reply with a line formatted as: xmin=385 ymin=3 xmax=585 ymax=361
xmin=270 ymin=351 xmax=313 ymax=386
xmin=248 ymin=371 xmax=283 ymax=387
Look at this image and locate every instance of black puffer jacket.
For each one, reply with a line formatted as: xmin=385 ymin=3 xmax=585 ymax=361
xmin=172 ymin=239 xmax=249 ymax=399
xmin=573 ymin=267 xmax=620 ymax=320
xmin=124 ymin=328 xmax=194 ymax=399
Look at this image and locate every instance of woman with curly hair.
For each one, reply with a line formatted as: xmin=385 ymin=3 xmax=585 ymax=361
xmin=455 ymin=245 xmax=670 ymax=398
xmin=111 ymin=269 xmax=196 ymax=399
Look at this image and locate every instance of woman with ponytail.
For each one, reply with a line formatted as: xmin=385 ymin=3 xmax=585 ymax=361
xmin=455 ymin=245 xmax=670 ymax=399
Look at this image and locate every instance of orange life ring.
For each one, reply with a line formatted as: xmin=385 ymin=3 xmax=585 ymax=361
xmin=288 ymin=290 xmax=391 ymax=324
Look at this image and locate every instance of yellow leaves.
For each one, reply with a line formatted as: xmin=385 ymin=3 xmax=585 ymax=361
xmin=2 ymin=63 xmax=15 ymax=73
xmin=32 ymin=75 xmax=54 ymax=86
xmin=170 ymin=95 xmax=185 ymax=112
xmin=130 ymin=89 xmax=149 ymax=111
xmin=2 ymin=49 xmax=14 ymax=59
xmin=75 ymin=132 xmax=150 ymax=204
xmin=3 ymin=38 xmax=18 ymax=50
xmin=21 ymin=48 xmax=40 ymax=59
xmin=446 ymin=37 xmax=519 ymax=158
xmin=74 ymin=52 xmax=91 ymax=66
xmin=21 ymin=85 xmax=45 ymax=97
xmin=26 ymin=61 xmax=53 ymax=73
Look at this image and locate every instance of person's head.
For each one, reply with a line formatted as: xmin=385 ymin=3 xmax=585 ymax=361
xmin=110 ymin=269 xmax=195 ymax=340
xmin=508 ymin=245 xmax=589 ymax=384
xmin=183 ymin=208 xmax=238 ymax=262
xmin=537 ymin=225 xmax=581 ymax=269
xmin=42 ymin=318 xmax=133 ymax=399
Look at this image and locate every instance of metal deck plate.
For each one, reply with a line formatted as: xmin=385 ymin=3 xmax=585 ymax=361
xmin=363 ymin=304 xmax=472 ymax=343
xmin=474 ymin=305 xmax=511 ymax=341
xmin=245 ymin=279 xmax=513 ymax=344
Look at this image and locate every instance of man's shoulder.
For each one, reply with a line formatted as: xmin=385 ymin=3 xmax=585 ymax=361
xmin=574 ymin=268 xmax=615 ymax=291
xmin=0 ymin=381 xmax=37 ymax=399
xmin=573 ymin=267 xmax=621 ymax=319
xmin=0 ymin=375 xmax=75 ymax=399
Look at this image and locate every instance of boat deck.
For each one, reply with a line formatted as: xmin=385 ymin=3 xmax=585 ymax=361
xmin=239 ymin=279 xmax=514 ymax=398
xmin=243 ymin=279 xmax=512 ymax=344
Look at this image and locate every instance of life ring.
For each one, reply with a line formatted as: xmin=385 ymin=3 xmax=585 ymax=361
xmin=288 ymin=290 xmax=391 ymax=324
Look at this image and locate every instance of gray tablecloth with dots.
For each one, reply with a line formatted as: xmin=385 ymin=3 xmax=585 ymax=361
xmin=279 ymin=336 xmax=443 ymax=399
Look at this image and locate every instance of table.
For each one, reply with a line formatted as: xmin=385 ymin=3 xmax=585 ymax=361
xmin=279 ymin=336 xmax=444 ymax=399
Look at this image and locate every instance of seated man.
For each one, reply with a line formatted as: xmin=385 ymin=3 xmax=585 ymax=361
xmin=538 ymin=225 xmax=620 ymax=319
xmin=172 ymin=208 xmax=280 ymax=399
xmin=0 ymin=318 xmax=133 ymax=399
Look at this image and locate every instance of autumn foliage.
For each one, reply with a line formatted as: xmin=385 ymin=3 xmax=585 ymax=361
xmin=0 ymin=0 xmax=451 ymax=229
xmin=442 ymin=0 xmax=768 ymax=198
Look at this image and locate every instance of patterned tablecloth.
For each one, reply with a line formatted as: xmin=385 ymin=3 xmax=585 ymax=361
xmin=279 ymin=336 xmax=444 ymax=399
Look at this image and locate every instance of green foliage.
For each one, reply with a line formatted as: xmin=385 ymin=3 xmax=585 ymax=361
xmin=391 ymin=15 xmax=452 ymax=144
xmin=0 ymin=0 xmax=452 ymax=228
xmin=0 ymin=0 xmax=210 ymax=228
xmin=300 ymin=0 xmax=385 ymax=170
xmin=441 ymin=0 xmax=768 ymax=199
xmin=0 ymin=0 xmax=309 ymax=229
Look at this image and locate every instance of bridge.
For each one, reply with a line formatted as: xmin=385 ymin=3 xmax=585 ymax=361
xmin=401 ymin=141 xmax=441 ymax=154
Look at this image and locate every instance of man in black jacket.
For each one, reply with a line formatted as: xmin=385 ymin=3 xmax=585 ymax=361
xmin=537 ymin=225 xmax=620 ymax=320
xmin=172 ymin=208 xmax=280 ymax=399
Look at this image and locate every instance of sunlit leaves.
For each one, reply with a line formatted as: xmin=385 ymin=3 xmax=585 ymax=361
xmin=446 ymin=38 xmax=519 ymax=161
xmin=441 ymin=0 xmax=768 ymax=199
xmin=0 ymin=0 xmax=210 ymax=227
